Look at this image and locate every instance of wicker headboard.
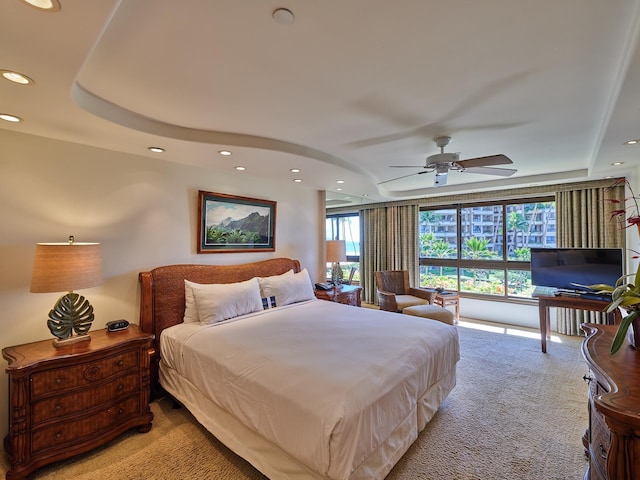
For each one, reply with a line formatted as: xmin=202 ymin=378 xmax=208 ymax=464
xmin=138 ymin=257 xmax=301 ymax=390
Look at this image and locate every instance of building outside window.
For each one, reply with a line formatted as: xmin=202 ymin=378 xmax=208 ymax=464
xmin=419 ymin=199 xmax=556 ymax=298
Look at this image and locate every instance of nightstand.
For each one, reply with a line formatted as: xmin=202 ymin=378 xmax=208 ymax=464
xmin=2 ymin=324 xmax=154 ymax=480
xmin=314 ymin=284 xmax=362 ymax=306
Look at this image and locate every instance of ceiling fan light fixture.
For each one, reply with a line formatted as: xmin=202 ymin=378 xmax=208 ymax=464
xmin=435 ymin=165 xmax=448 ymax=176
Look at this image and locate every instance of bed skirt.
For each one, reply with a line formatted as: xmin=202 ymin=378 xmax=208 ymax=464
xmin=159 ymin=360 xmax=456 ymax=480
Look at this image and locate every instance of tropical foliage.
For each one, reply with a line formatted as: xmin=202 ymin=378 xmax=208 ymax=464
xmin=206 ymin=211 xmax=268 ymax=244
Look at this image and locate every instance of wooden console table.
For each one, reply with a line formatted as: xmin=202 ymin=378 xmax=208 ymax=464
xmin=535 ymin=294 xmax=620 ymax=353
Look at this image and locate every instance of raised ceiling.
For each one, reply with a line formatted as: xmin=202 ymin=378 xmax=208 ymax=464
xmin=2 ymin=0 xmax=640 ymax=207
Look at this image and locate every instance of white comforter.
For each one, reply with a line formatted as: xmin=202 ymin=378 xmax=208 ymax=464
xmin=160 ymin=299 xmax=459 ymax=480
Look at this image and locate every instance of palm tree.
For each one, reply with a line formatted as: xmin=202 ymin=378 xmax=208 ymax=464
xmin=463 ymin=237 xmax=496 ymax=284
xmin=507 ymin=211 xmax=528 ymax=254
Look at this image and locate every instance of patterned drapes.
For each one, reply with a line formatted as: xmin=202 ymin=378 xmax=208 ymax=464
xmin=555 ymin=183 xmax=626 ymax=334
xmin=360 ymin=204 xmax=419 ymax=304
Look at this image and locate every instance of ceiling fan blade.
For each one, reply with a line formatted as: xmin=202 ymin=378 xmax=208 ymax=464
xmin=390 ymin=165 xmax=427 ymax=168
xmin=457 ymin=154 xmax=512 ymax=168
xmin=462 ymin=166 xmax=517 ymax=177
xmin=378 ymin=170 xmax=428 ymax=185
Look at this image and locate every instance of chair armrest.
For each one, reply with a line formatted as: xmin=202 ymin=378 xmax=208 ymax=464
xmin=377 ymin=290 xmax=398 ymax=312
xmin=408 ymin=288 xmax=436 ymax=304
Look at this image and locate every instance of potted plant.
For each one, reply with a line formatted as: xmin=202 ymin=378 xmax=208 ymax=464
xmin=587 ymin=178 xmax=640 ymax=353
xmin=588 ymin=267 xmax=640 ymax=353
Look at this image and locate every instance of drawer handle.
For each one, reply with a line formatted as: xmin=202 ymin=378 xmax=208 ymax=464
xmin=117 ymin=360 xmax=124 ymax=367
xmin=55 ymin=432 xmax=62 ymax=440
xmin=54 ymin=404 xmax=62 ymax=412
xmin=117 ymin=384 xmax=124 ymax=391
xmin=55 ymin=378 xmax=62 ymax=385
xmin=599 ymin=444 xmax=608 ymax=460
xmin=118 ymin=408 xmax=124 ymax=415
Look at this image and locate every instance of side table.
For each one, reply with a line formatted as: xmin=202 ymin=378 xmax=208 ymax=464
xmin=432 ymin=292 xmax=460 ymax=323
xmin=314 ymin=284 xmax=362 ymax=307
xmin=3 ymin=325 xmax=154 ymax=480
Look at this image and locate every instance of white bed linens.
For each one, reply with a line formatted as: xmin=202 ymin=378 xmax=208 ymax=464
xmin=160 ymin=299 xmax=459 ymax=480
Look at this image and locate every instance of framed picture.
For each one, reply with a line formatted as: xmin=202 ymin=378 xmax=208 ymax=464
xmin=197 ymin=190 xmax=276 ymax=253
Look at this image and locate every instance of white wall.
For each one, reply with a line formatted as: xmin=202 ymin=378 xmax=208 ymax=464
xmin=460 ymin=298 xmax=540 ymax=330
xmin=0 ymin=130 xmax=322 ymax=439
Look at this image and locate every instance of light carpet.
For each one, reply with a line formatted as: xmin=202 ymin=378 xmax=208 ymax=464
xmin=1 ymin=321 xmax=589 ymax=479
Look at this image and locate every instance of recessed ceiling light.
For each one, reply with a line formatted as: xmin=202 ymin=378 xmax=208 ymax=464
xmin=293 ymin=179 xmax=303 ymax=183
xmin=148 ymin=147 xmax=165 ymax=153
xmin=336 ymin=180 xmax=345 ymax=184
xmin=1 ymin=70 xmax=34 ymax=85
xmin=336 ymin=188 xmax=343 ymax=191
xmin=624 ymin=139 xmax=639 ymax=145
xmin=235 ymin=166 xmax=246 ymax=171
xmin=273 ymin=8 xmax=294 ymax=25
xmin=218 ymin=150 xmax=232 ymax=156
xmin=611 ymin=162 xmax=625 ymax=166
xmin=19 ymin=0 xmax=61 ymax=12
xmin=290 ymin=168 xmax=301 ymax=173
xmin=362 ymin=194 xmax=368 ymax=197
xmin=0 ymin=113 xmax=22 ymax=123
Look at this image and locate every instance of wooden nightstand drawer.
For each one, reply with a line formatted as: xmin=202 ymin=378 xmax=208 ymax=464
xmin=32 ymin=372 xmax=140 ymax=424
xmin=31 ymin=394 xmax=140 ymax=454
xmin=589 ymin=400 xmax=611 ymax=476
xmin=31 ymin=350 xmax=139 ymax=398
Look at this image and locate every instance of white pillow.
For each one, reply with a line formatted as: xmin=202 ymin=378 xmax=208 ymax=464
xmin=257 ymin=269 xmax=294 ymax=300
xmin=187 ymin=277 xmax=264 ymax=325
xmin=258 ymin=268 xmax=315 ymax=307
xmin=183 ymin=280 xmax=200 ymax=323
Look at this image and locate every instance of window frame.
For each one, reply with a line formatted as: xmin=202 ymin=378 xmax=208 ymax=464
xmin=419 ymin=196 xmax=555 ymax=300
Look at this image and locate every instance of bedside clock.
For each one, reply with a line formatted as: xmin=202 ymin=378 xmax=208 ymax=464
xmin=107 ymin=319 xmax=130 ymax=331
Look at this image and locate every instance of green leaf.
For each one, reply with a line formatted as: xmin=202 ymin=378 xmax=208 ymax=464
xmin=611 ymin=310 xmax=638 ymax=354
xmin=585 ymin=284 xmax=615 ymax=292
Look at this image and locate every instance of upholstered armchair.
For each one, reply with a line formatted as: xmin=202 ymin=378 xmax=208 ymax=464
xmin=374 ymin=270 xmax=436 ymax=312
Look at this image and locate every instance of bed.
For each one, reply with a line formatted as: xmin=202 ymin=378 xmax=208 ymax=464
xmin=139 ymin=258 xmax=459 ymax=480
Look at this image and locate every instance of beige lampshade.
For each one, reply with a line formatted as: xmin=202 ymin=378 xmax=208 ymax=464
xmin=325 ymin=240 xmax=347 ymax=263
xmin=30 ymin=242 xmax=103 ymax=293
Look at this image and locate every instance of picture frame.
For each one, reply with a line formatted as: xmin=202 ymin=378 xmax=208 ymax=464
xmin=197 ymin=190 xmax=276 ymax=253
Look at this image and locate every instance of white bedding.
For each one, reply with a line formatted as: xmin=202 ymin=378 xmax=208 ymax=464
xmin=160 ymin=299 xmax=459 ymax=480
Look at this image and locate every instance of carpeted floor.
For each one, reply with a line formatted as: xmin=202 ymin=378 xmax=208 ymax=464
xmin=1 ymin=321 xmax=589 ymax=479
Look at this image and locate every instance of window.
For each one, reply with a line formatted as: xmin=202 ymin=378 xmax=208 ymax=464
xmin=419 ymin=199 xmax=555 ymax=299
xmin=326 ymin=213 xmax=360 ymax=284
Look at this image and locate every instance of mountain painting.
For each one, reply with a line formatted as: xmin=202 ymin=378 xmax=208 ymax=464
xmin=198 ymin=191 xmax=276 ymax=253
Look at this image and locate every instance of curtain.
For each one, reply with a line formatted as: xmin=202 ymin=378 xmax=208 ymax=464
xmin=361 ymin=204 xmax=419 ymax=304
xmin=555 ymin=183 xmax=626 ymax=334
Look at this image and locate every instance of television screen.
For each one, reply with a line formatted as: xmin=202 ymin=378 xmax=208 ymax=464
xmin=530 ymin=247 xmax=623 ymax=292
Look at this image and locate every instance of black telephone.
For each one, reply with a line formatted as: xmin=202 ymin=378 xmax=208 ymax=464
xmin=315 ymin=282 xmax=333 ymax=290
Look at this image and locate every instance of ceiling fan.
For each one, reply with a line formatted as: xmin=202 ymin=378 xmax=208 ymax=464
xmin=379 ymin=136 xmax=517 ymax=187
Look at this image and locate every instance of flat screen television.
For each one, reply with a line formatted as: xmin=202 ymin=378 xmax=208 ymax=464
xmin=530 ymin=247 xmax=623 ymax=293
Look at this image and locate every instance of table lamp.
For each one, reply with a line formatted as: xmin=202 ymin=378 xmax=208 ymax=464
xmin=30 ymin=236 xmax=103 ymax=347
xmin=326 ymin=240 xmax=346 ymax=285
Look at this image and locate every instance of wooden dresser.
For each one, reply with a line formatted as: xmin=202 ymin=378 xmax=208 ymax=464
xmin=2 ymin=325 xmax=154 ymax=480
xmin=314 ymin=284 xmax=362 ymax=306
xmin=581 ymin=324 xmax=640 ymax=480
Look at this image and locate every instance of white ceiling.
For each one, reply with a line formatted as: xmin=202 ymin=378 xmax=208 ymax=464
xmin=3 ymin=0 xmax=640 ymax=207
